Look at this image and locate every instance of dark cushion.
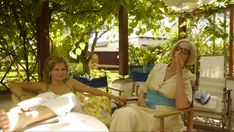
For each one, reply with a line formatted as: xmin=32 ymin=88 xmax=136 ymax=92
xmin=73 ymin=76 xmax=108 ymax=88
xmin=132 ymin=71 xmax=149 ymax=82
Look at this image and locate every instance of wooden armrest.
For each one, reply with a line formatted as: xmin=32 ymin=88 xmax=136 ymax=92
xmin=106 ymin=86 xmax=124 ymax=96
xmin=107 ymin=86 xmax=124 ymax=92
xmin=154 ymin=107 xmax=193 ymax=118
xmin=154 ymin=107 xmax=193 ymax=132
xmin=126 ymin=96 xmax=138 ymax=101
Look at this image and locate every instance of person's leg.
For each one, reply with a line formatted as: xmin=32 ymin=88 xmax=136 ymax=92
xmin=110 ymin=106 xmax=139 ymax=131
xmin=0 ymin=106 xmax=56 ymax=132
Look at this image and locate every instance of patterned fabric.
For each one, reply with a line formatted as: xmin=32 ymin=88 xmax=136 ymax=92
xmin=75 ymin=91 xmax=112 ymax=127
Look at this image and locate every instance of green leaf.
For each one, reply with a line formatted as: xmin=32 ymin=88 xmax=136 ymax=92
xmin=79 ymin=42 xmax=86 ymax=50
xmin=75 ymin=48 xmax=82 ymax=56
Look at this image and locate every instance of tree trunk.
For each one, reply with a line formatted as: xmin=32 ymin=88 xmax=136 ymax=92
xmin=178 ymin=16 xmax=187 ymax=39
xmin=82 ymin=60 xmax=90 ymax=76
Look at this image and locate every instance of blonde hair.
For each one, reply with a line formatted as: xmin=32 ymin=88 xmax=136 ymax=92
xmin=171 ymin=39 xmax=196 ymax=65
xmin=42 ymin=55 xmax=69 ymax=83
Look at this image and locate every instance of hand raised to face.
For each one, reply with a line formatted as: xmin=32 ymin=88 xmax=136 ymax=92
xmin=174 ymin=43 xmax=191 ymax=71
xmin=174 ymin=52 xmax=186 ymax=70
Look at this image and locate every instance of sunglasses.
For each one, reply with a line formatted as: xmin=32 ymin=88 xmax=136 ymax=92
xmin=175 ymin=46 xmax=191 ymax=55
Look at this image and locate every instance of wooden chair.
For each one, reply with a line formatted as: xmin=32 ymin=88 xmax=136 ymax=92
xmin=12 ymin=76 xmax=124 ymax=104
xmin=131 ymin=71 xmax=149 ymax=96
xmin=10 ymin=75 xmax=121 ymax=128
xmin=72 ymin=75 xmax=125 ymax=114
xmin=124 ymin=96 xmax=194 ymax=132
xmin=153 ymin=84 xmax=197 ymax=132
xmin=72 ymin=75 xmax=124 ymax=96
xmin=154 ymin=107 xmax=194 ymax=132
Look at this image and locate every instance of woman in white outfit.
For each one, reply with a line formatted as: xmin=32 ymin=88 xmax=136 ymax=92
xmin=0 ymin=55 xmax=126 ymax=131
xmin=110 ymin=39 xmax=196 ymax=132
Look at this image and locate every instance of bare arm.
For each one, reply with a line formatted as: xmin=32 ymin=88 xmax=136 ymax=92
xmin=69 ymin=78 xmax=126 ymax=105
xmin=175 ymin=53 xmax=191 ymax=109
xmin=9 ymin=81 xmax=47 ymax=99
xmin=175 ymin=70 xmax=191 ymax=109
xmin=138 ymin=91 xmax=147 ymax=107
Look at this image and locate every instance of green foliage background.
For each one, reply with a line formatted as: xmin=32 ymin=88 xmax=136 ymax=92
xmin=0 ymin=0 xmax=234 ymax=90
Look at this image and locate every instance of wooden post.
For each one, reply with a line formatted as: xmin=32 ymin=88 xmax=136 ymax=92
xmin=187 ymin=110 xmax=193 ymax=131
xmin=118 ymin=6 xmax=128 ymax=76
xmin=228 ymin=7 xmax=234 ymax=77
xmin=36 ymin=1 xmax=50 ymax=80
xmin=159 ymin=118 xmax=164 ymax=132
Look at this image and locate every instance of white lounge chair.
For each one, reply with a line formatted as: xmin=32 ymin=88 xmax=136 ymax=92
xmin=193 ymin=56 xmax=232 ymax=131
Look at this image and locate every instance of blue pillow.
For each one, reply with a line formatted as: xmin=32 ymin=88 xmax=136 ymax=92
xmin=194 ymin=90 xmax=210 ymax=105
xmin=145 ymin=90 xmax=175 ymax=109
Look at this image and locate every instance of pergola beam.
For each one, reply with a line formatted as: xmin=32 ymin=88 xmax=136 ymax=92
xmin=179 ymin=4 xmax=234 ymax=77
xmin=180 ymin=4 xmax=234 ymax=18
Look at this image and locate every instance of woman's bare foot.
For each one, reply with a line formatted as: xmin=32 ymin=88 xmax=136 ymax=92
xmin=0 ymin=109 xmax=24 ymax=132
xmin=0 ymin=109 xmax=10 ymax=132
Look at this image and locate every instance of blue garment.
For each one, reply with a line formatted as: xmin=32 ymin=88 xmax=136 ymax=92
xmin=145 ymin=90 xmax=175 ymax=109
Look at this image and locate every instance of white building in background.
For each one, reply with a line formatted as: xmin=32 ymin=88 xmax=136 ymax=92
xmin=88 ymin=28 xmax=167 ymax=67
xmin=89 ymin=35 xmax=167 ymax=68
xmin=128 ymin=36 xmax=166 ymax=47
xmin=89 ymin=27 xmax=167 ymax=51
xmin=92 ymin=36 xmax=167 ymax=52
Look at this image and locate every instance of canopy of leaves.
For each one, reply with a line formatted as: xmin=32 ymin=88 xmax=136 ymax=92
xmin=1 ymin=0 xmax=234 ymax=91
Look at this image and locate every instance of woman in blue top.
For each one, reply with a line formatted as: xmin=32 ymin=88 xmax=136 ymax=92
xmin=110 ymin=39 xmax=196 ymax=131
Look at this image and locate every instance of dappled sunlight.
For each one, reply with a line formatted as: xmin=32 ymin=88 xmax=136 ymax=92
xmin=194 ymin=115 xmax=222 ymax=127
